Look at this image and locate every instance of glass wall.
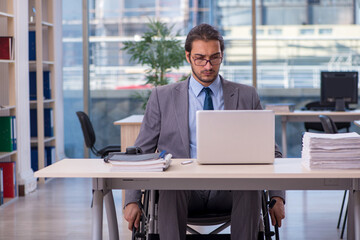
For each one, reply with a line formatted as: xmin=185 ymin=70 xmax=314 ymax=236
xmin=255 ymin=0 xmax=360 ymax=155
xmin=63 ymin=0 xmax=360 ymax=157
xmin=62 ymin=0 xmax=84 ymax=157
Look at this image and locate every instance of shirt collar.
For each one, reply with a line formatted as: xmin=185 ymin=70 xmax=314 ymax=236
xmin=189 ymin=75 xmax=221 ymax=97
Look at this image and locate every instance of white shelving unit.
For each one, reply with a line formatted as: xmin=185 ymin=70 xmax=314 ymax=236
xmin=28 ymin=0 xmax=56 ymax=184
xmin=0 ymin=0 xmax=63 ymax=201
xmin=0 ymin=0 xmax=17 ymax=203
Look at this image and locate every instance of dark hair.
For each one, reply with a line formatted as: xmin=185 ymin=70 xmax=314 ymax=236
xmin=185 ymin=23 xmax=225 ymax=53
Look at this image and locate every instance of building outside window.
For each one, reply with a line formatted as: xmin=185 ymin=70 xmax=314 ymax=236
xmin=63 ymin=0 xmax=360 ymax=158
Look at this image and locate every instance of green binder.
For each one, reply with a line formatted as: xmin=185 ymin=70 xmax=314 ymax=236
xmin=0 ymin=116 xmax=15 ymax=152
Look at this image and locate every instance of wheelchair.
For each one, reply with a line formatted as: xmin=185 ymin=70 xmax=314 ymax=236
xmin=132 ymin=190 xmax=280 ymax=240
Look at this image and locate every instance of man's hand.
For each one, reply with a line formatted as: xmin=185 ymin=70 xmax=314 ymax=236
xmin=124 ymin=202 xmax=141 ymax=231
xmin=269 ymin=196 xmax=285 ymax=227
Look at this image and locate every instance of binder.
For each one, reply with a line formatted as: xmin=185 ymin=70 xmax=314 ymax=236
xmin=12 ymin=116 xmax=17 ymax=151
xmin=43 ymin=71 xmax=51 ymax=99
xmin=104 ymin=152 xmax=172 ymax=172
xmin=31 ymin=147 xmax=54 ymax=171
xmin=29 ymin=71 xmax=51 ymax=100
xmin=29 ymin=72 xmax=37 ymax=100
xmin=29 ymin=31 xmax=36 ymax=60
xmin=0 ymin=162 xmax=16 ymax=198
xmin=31 ymin=147 xmax=38 ymax=171
xmin=45 ymin=146 xmax=55 ymax=166
xmin=0 ymin=116 xmax=16 ymax=152
xmin=30 ymin=109 xmax=37 ymax=137
xmin=0 ymin=36 xmax=13 ymax=60
xmin=0 ymin=168 xmax=3 ymax=205
xmin=30 ymin=108 xmax=54 ymax=137
xmin=44 ymin=108 xmax=54 ymax=137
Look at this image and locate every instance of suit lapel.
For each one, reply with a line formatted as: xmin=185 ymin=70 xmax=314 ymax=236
xmin=171 ymin=77 xmax=237 ymax=157
xmin=222 ymin=77 xmax=238 ymax=110
xmin=173 ymin=79 xmax=190 ymax=157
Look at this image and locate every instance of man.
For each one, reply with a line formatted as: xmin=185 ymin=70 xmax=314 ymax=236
xmin=124 ymin=23 xmax=285 ymax=240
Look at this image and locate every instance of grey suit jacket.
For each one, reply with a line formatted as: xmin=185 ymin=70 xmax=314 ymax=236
xmin=125 ymin=76 xmax=285 ymax=206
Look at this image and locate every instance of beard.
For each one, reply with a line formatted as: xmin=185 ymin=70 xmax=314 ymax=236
xmin=191 ymin=65 xmax=219 ymax=85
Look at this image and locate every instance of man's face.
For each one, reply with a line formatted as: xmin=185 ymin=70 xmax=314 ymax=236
xmin=185 ymin=40 xmax=222 ymax=87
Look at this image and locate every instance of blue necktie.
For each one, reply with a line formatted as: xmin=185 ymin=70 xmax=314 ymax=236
xmin=203 ymin=87 xmax=214 ymax=110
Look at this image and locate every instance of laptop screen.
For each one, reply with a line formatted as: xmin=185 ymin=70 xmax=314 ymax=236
xmin=196 ymin=110 xmax=275 ymax=164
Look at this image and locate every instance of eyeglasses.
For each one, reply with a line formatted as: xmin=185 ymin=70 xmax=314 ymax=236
xmin=192 ymin=57 xmax=223 ymax=66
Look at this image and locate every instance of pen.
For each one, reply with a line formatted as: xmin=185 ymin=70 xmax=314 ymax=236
xmin=181 ymin=160 xmax=193 ymax=165
xmin=159 ymin=150 xmax=166 ymax=158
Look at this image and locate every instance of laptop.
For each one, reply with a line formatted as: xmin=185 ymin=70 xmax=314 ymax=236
xmin=196 ymin=110 xmax=275 ymax=164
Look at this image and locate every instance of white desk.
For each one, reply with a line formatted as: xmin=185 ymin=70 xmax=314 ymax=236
xmin=35 ymin=158 xmax=360 ymax=240
xmin=276 ymin=110 xmax=360 ymax=157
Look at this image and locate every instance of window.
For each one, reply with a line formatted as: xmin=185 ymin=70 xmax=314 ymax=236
xmin=300 ymin=29 xmax=314 ymax=35
xmin=63 ymin=0 xmax=360 ymax=158
xmin=319 ymin=28 xmax=332 ymax=35
xmin=268 ymin=29 xmax=282 ymax=35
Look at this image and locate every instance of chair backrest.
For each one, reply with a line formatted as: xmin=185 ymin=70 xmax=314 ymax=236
xmin=303 ymin=101 xmax=326 ymax=132
xmin=319 ymin=115 xmax=338 ymax=134
xmin=305 ymin=101 xmax=322 ymax=110
xmin=304 ymin=101 xmax=350 ymax=132
xmin=304 ymin=100 xmax=348 ymax=111
xmin=76 ymin=111 xmax=96 ymax=149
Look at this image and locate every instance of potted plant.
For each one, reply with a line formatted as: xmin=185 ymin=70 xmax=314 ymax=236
xmin=122 ymin=19 xmax=187 ymax=109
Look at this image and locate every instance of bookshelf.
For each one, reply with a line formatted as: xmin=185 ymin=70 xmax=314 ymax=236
xmin=0 ymin=0 xmax=17 ymax=204
xmin=0 ymin=0 xmax=63 ymax=202
xmin=28 ymin=0 xmax=56 ymax=184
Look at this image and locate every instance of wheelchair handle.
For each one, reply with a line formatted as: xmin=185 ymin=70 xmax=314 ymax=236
xmin=269 ymin=199 xmax=277 ymax=209
xmin=268 ymin=198 xmax=280 ymax=240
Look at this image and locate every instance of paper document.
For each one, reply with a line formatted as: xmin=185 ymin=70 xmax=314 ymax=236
xmin=302 ymin=132 xmax=360 ymax=169
xmin=265 ymin=103 xmax=295 ymax=112
xmin=105 ymin=152 xmax=172 ymax=172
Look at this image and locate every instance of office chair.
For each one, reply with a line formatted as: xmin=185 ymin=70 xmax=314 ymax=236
xmin=319 ymin=115 xmax=338 ymax=134
xmin=303 ymin=101 xmax=350 ymax=132
xmin=76 ymin=111 xmax=122 ymax=239
xmin=76 ymin=111 xmax=121 ymax=158
xmin=132 ymin=190 xmax=279 ymax=240
xmin=318 ymin=115 xmax=348 ymax=239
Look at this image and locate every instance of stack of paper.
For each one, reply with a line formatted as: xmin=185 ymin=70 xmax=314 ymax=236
xmin=105 ymin=152 xmax=172 ymax=172
xmin=265 ymin=103 xmax=295 ymax=113
xmin=302 ymin=132 xmax=360 ymax=169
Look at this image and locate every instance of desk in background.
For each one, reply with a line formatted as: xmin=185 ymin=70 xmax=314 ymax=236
xmin=276 ymin=110 xmax=360 ymax=157
xmin=35 ymin=158 xmax=360 ymax=240
xmin=114 ymin=115 xmax=143 ymax=152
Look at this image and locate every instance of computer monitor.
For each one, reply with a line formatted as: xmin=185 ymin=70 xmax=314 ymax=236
xmin=320 ymin=71 xmax=358 ymax=111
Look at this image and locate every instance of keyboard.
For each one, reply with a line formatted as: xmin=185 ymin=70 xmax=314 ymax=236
xmin=309 ymin=107 xmax=335 ymax=111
